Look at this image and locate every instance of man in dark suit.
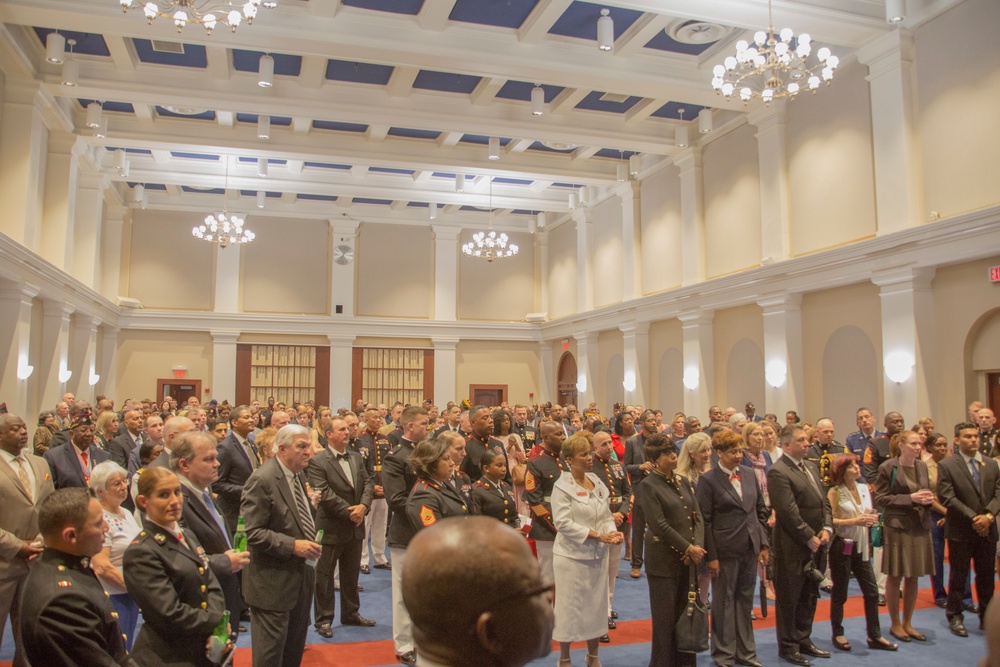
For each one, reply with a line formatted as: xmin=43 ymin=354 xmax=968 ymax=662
xmin=214 ymin=405 xmax=259 ymax=533
xmin=172 ymin=431 xmax=249 ymax=633
xmin=697 ymin=429 xmax=770 ymax=667
xmin=767 ymin=424 xmax=833 ymax=666
xmin=43 ymin=411 xmax=110 ymax=490
xmin=623 ymin=410 xmax=659 ymax=578
xmin=241 ymin=424 xmax=322 ymax=667
xmin=307 ymin=417 xmax=376 ymax=638
xmin=432 ymin=405 xmax=462 ymax=438
xmin=937 ymin=421 xmax=1000 ymax=637
xmin=106 ymin=408 xmax=145 ymax=471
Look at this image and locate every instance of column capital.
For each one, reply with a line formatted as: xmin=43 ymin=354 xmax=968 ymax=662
xmin=210 ymin=331 xmax=240 ymax=344
xmin=857 ymin=28 xmax=914 ymax=74
xmin=871 ymin=266 xmax=935 ymax=291
xmin=0 ymin=282 xmax=40 ymax=302
xmin=746 ymin=100 xmax=789 ymax=130
xmin=431 ymin=225 xmax=462 ymax=241
xmin=327 ymin=335 xmax=355 ymax=348
xmin=43 ymin=300 xmax=75 ymax=318
xmin=678 ymin=309 xmax=713 ymax=326
xmin=619 ymin=321 xmax=650 ymax=337
xmin=100 ymin=325 xmax=121 ymax=337
xmin=614 ymin=180 xmax=640 ymax=200
xmin=329 ymin=218 xmax=360 ymax=239
xmin=673 ymin=146 xmax=702 ymax=173
xmin=757 ymin=291 xmax=802 ymax=312
xmin=77 ymin=171 xmax=110 ymax=192
xmin=573 ymin=331 xmax=598 ymax=345
xmin=571 ymin=208 xmax=592 ymax=226
xmin=73 ymin=316 xmax=102 ymax=333
xmin=432 ymin=337 xmax=460 ymax=351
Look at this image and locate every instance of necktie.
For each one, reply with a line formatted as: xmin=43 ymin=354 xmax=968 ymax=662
xmin=202 ymin=489 xmax=231 ymax=548
xmin=971 ymin=459 xmax=981 ymax=489
xmin=80 ymin=451 xmax=89 ymax=479
xmin=800 ymin=461 xmax=821 ymax=496
xmin=243 ymin=441 xmax=258 ymax=470
xmin=291 ymin=476 xmax=316 ymax=539
xmin=16 ymin=456 xmax=32 ymax=502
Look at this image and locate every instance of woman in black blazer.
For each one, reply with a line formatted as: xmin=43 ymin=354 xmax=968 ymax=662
xmin=874 ymin=430 xmax=935 ymax=643
xmin=406 ymin=436 xmax=471 ymax=531
xmin=125 ymin=467 xmax=229 ymax=667
xmin=472 ymin=449 xmax=520 ymax=527
xmin=635 ymin=433 xmax=705 ymax=667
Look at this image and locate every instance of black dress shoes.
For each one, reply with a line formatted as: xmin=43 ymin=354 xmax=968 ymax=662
xmin=397 ymin=651 xmax=416 ymax=665
xmin=342 ymin=614 xmax=376 ymax=627
xmin=360 ymin=564 xmax=371 ymax=574
xmin=736 ymin=659 xmax=764 ymax=667
xmin=316 ymin=622 xmax=333 ymax=638
xmin=357 ymin=584 xmax=364 ymax=592
xmin=799 ymin=643 xmax=830 ymax=658
xmin=610 ymin=610 xmax=618 ymax=619
xmin=965 ymin=602 xmax=980 ymax=614
xmin=374 ymin=562 xmax=392 ymax=570
xmin=607 ymin=617 xmax=617 ymax=629
xmin=949 ymin=617 xmax=969 ymax=637
xmin=779 ymin=652 xmax=811 ymax=666
xmin=599 ymin=634 xmax=610 ymax=643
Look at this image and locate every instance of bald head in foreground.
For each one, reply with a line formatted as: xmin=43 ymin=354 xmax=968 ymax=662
xmin=403 ymin=517 xmax=553 ymax=667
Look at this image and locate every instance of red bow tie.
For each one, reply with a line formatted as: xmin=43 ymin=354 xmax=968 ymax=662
xmin=729 ymin=471 xmax=740 ymax=482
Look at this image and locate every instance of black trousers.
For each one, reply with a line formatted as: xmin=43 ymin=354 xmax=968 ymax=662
xmin=647 ymin=574 xmax=696 ymax=667
xmin=946 ymin=536 xmax=997 ymax=621
xmin=773 ymin=552 xmax=819 ymax=656
xmin=829 ymin=536 xmax=881 ymax=639
xmin=314 ymin=537 xmax=364 ymax=625
xmin=250 ymin=566 xmax=315 ymax=667
xmin=631 ymin=500 xmax=646 ymax=569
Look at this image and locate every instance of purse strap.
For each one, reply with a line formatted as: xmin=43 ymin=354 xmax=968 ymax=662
xmin=878 ymin=466 xmax=898 ymax=522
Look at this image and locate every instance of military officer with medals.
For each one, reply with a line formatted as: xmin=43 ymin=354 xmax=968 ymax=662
xmin=591 ymin=429 xmax=632 ymax=630
xmin=524 ymin=421 xmax=568 ymax=585
xmin=406 ymin=437 xmax=471 ymax=532
xmin=472 ymin=449 xmax=520 ymax=527
xmin=461 ymin=406 xmax=511 ymax=486
xmin=513 ymin=404 xmax=539 ymax=451
xmin=863 ymin=412 xmax=905 ymax=485
xmin=806 ymin=418 xmax=849 ymax=487
xmin=357 ymin=408 xmax=392 ymax=573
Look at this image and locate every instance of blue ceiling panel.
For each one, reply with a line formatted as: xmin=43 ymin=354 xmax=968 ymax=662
xmin=552 ymin=182 xmax=583 ymax=188
xmin=527 ymin=141 xmax=573 ymax=153
xmin=133 ymin=39 xmax=207 ymax=68
xmin=33 ymin=28 xmax=110 ymax=57
xmin=353 ymin=197 xmax=393 ymax=205
xmin=495 ymin=80 xmax=564 ymax=102
xmin=127 ymin=182 xmax=167 ymax=190
xmin=239 ymin=190 xmax=283 ymax=198
xmin=181 ymin=186 xmax=225 ymax=194
xmin=370 ymin=167 xmax=415 ymax=175
xmin=312 ymin=120 xmax=368 ymax=133
xmin=493 ymin=177 xmax=534 ymax=185
xmin=413 ymin=69 xmax=482 ymax=94
xmin=232 ymin=49 xmax=302 ymax=76
xmin=305 ymin=161 xmax=352 ymax=170
xmin=512 ymin=209 xmax=540 ymax=215
xmin=387 ymin=127 xmax=441 ymax=140
xmin=593 ymin=148 xmax=638 ymax=159
xmin=298 ymin=194 xmax=339 ymax=201
xmin=325 ymin=59 xmax=394 ymax=85
xmin=548 ymin=2 xmax=644 ymax=41
xmin=112 ymin=148 xmax=152 ymax=155
xmin=650 ymin=101 xmax=706 ymax=119
xmin=644 ymin=29 xmax=717 ymax=56
xmin=448 ymin=0 xmax=539 ymax=28
xmin=407 ymin=202 xmax=430 ymax=208
xmin=79 ymin=99 xmax=135 ymax=114
xmin=343 ymin=0 xmax=424 ymax=15
xmin=156 ymin=106 xmax=215 ymax=121
xmin=460 ymin=134 xmax=511 ymax=146
xmin=574 ymin=90 xmax=643 ymax=113
xmin=236 ymin=113 xmax=292 ymax=126
xmin=238 ymin=157 xmax=288 ymax=164
xmin=171 ymin=152 xmax=219 ymax=160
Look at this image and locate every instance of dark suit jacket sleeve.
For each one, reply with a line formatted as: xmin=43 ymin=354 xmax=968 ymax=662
xmin=937 ymin=459 xmax=977 ymax=522
xmin=359 ymin=458 xmax=374 ymax=509
xmin=123 ymin=544 xmax=223 ymax=635
xmin=637 ymin=481 xmax=694 ymax=556
xmin=988 ymin=462 xmax=1000 ymax=516
xmin=307 ymin=454 xmax=353 ymax=521
xmin=767 ymin=465 xmax=817 ymax=546
xmin=755 ymin=476 xmax=770 ymax=549
xmin=382 ymin=451 xmax=409 ymax=514
xmin=212 ymin=441 xmax=245 ymax=501
xmin=620 ymin=468 xmax=632 ymax=516
xmin=241 ymin=471 xmax=296 ymax=558
xmin=30 ymin=592 xmax=128 ymax=667
xmin=694 ymin=475 xmax=718 ymax=561
xmin=873 ymin=460 xmax=914 ymax=511
xmin=622 ymin=438 xmax=644 ymax=479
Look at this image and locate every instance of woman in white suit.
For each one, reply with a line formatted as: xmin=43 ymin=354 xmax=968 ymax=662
xmin=552 ymin=433 xmax=624 ymax=667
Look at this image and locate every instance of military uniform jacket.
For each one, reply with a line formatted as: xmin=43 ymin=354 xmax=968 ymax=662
xmin=514 ymin=423 xmax=539 ymax=451
xmin=472 ymin=476 xmax=520 ymax=527
xmin=406 ymin=478 xmax=471 ymax=531
xmin=523 ymin=449 xmax=567 ymax=542
xmin=862 ymin=435 xmax=892 ymax=485
xmin=592 ymin=455 xmax=632 ymax=517
xmin=845 ymin=429 xmax=884 ymax=457
xmin=384 ymin=439 xmax=420 ymax=549
xmin=123 ymin=524 xmax=225 ymax=667
xmin=806 ymin=440 xmax=849 ymax=487
xmin=20 ymin=548 xmax=131 ymax=667
xmin=356 ymin=430 xmax=392 ymax=487
xmin=635 ymin=472 xmax=704 ymax=578
xmin=461 ymin=432 xmax=511 ymax=485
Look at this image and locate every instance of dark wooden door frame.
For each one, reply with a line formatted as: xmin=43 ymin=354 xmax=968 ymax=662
xmin=157 ymin=379 xmax=202 ymax=404
xmin=469 ymin=384 xmax=507 ymax=407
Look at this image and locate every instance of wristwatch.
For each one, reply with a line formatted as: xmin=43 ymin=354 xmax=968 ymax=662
xmin=986 ymin=512 xmax=995 ymax=522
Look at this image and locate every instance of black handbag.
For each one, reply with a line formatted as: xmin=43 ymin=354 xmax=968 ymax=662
xmin=675 ymin=564 xmax=709 ymax=653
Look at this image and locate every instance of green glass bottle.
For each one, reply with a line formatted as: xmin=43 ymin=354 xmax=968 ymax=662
xmin=213 ymin=609 xmax=230 ymax=643
xmin=233 ymin=517 xmax=247 ymax=553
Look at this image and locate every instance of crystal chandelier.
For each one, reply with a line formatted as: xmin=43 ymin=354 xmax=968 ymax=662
xmin=119 ymin=0 xmax=277 ymax=34
xmin=710 ymin=0 xmax=838 ymax=105
xmin=462 ymin=178 xmax=518 ymax=263
xmin=192 ymin=159 xmax=255 ymax=248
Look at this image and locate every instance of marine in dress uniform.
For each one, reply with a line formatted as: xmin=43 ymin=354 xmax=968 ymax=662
xmin=806 ymin=440 xmax=849 ymax=488
xmin=462 ymin=431 xmax=511 ymax=486
xmin=406 ymin=478 xmax=471 ymax=530
xmin=356 ymin=427 xmax=392 ymax=571
xmin=523 ymin=445 xmax=567 ymax=584
xmin=592 ymin=437 xmax=632 ymax=625
xmin=471 ymin=476 xmax=520 ymax=527
xmin=20 ymin=548 xmax=131 ymax=666
xmin=514 ymin=422 xmax=539 ymax=451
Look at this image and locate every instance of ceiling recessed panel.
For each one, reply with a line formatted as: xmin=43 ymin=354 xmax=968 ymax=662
xmin=593 ymin=148 xmax=638 ymax=159
xmin=133 ymin=39 xmax=207 ymax=68
xmin=448 ymin=0 xmax=539 ymax=29
xmin=387 ymin=127 xmax=441 ymax=140
xmin=156 ymin=106 xmax=215 ymax=120
xmin=78 ymin=99 xmax=135 ymax=114
xmin=651 ymin=101 xmax=705 ymax=120
xmin=305 ymin=162 xmax=352 ymax=170
xmin=171 ymin=151 xmax=218 ymax=160
xmin=370 ymin=167 xmax=415 ymax=175
xmin=181 ymin=186 xmax=225 ymax=194
xmin=460 ymin=134 xmax=511 ymax=146
xmin=236 ymin=113 xmax=293 ymax=126
xmin=353 ymin=197 xmax=393 ymax=205
xmin=644 ymin=29 xmax=716 ymax=56
xmin=312 ymin=120 xmax=369 ymax=133
xmin=574 ymin=91 xmax=644 ymax=113
xmin=33 ymin=28 xmax=110 ymax=57
xmin=343 ymin=0 xmax=424 ymax=15
xmin=298 ymin=194 xmax=339 ymax=201
xmin=547 ymin=2 xmax=644 ymax=41
xmin=495 ymin=80 xmax=564 ymax=102
xmin=232 ymin=49 xmax=302 ymax=76
xmin=325 ymin=59 xmax=394 ymax=85
xmin=239 ymin=190 xmax=282 ymax=198
xmin=413 ymin=69 xmax=482 ymax=94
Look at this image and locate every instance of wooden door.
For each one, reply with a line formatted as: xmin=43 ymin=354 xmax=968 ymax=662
xmin=157 ymin=379 xmax=202 ymax=405
xmin=470 ymin=385 xmax=506 ymax=407
xmin=988 ymin=372 xmax=1000 ymax=418
xmin=557 ymin=352 xmax=577 ymax=407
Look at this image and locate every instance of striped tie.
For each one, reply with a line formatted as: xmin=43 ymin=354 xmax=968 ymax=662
xmin=291 ymin=475 xmax=316 ymax=539
xmin=16 ymin=456 xmax=32 ymax=503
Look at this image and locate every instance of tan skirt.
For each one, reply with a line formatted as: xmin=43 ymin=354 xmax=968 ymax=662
xmin=882 ymin=525 xmax=935 ymax=577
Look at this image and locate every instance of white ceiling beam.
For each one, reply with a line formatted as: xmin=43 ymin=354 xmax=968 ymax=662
xmin=530 ymin=180 xmax=554 ymax=192
xmin=336 ymin=197 xmax=353 ymax=208
xmin=366 ymin=124 xmax=389 ymax=142
xmin=623 ymin=98 xmax=663 ymax=124
xmin=518 ymin=0 xmax=575 ymax=44
xmin=299 ymin=55 xmax=327 ymax=89
xmin=103 ymin=35 xmax=137 ymax=72
xmin=164 ymin=184 xmax=181 ymax=197
xmin=571 ymin=146 xmax=600 ymax=161
xmin=549 ymin=87 xmax=590 ymax=114
xmin=417 ymin=0 xmax=458 ymax=31
xmin=217 ymin=110 xmax=234 ymax=127
xmin=507 ymin=138 xmax=533 ymax=154
xmin=470 ymin=76 xmax=507 ymax=106
xmin=133 ymin=103 xmax=154 ymax=122
xmin=350 ymin=165 xmax=368 ymax=181
xmin=613 ymin=13 xmax=672 ymax=58
xmin=437 ymin=132 xmax=463 ymax=148
xmin=204 ymin=46 xmax=231 ymax=81
xmin=286 ymin=159 xmax=304 ymax=174
xmin=292 ymin=117 xmax=311 ymax=134
xmin=389 ymin=200 xmax=408 ymax=211
xmin=150 ymin=149 xmax=171 ymax=163
xmin=386 ymin=65 xmax=419 ymax=98
xmin=412 ymin=170 xmax=433 ymax=184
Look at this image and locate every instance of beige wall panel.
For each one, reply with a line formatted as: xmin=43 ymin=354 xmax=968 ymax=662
xmin=115 ymin=330 xmax=213 ymax=403
xmin=649 ymin=318 xmax=684 ymax=412
xmin=787 ymin=62 xmax=877 ymax=256
xmin=127 ymin=210 xmax=213 ymax=310
xmin=598 ymin=329 xmax=624 ymax=411
xmin=236 ymin=334 xmax=331 ymax=345
xmin=547 ymin=221 xmax=577 ymax=319
xmin=639 ymin=165 xmax=682 ymax=295
xmin=703 ymin=124 xmax=762 ymax=278
xmin=356 ymin=223 xmax=432 ymax=319
xmin=353 ymin=337 xmax=433 ymax=348
xmin=916 ymin=0 xmax=1000 ymax=220
xmin=592 ymin=198 xmax=624 ymax=309
xmin=711 ymin=304 xmax=764 ymax=410
xmin=241 ymin=217 xmax=329 ymax=314
xmin=458 ymin=231 xmax=535 ymax=321
xmin=456 ymin=341 xmax=539 ymax=405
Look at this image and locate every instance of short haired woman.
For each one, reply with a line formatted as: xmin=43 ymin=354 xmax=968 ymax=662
xmin=406 ymin=436 xmax=471 ymax=531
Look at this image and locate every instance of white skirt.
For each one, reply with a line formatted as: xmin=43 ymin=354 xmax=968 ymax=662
xmin=552 ymin=553 xmax=610 ymax=642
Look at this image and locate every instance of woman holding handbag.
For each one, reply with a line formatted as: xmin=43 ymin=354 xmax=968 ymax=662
xmin=635 ymin=432 xmax=706 ymax=667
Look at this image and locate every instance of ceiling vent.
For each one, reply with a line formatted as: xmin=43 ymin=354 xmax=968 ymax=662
xmin=599 ymin=92 xmax=630 ymax=104
xmin=666 ymin=19 xmax=729 ymax=45
xmin=151 ymin=40 xmax=185 ymax=54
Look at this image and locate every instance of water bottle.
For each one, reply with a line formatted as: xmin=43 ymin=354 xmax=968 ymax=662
xmin=233 ymin=517 xmax=247 ymax=553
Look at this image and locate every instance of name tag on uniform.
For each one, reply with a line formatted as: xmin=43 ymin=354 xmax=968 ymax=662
xmin=576 ymin=491 xmax=588 ymax=497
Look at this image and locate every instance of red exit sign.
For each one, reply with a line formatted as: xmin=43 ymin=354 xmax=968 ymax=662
xmin=992 ymin=265 xmax=1000 ymax=282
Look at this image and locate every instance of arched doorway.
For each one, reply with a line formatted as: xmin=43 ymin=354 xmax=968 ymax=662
xmin=557 ymin=352 xmax=578 ymax=407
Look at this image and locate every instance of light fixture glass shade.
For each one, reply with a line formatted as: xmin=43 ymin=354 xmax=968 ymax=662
xmin=59 ymin=368 xmax=73 ymax=384
xmin=698 ymin=108 xmax=713 ymax=133
xmin=616 ymin=162 xmax=627 ymax=182
xmin=122 ymin=0 xmax=276 ymax=33
xmin=536 ymin=212 xmax=546 ymax=229
xmin=765 ymin=360 xmax=787 ymax=388
xmin=257 ymin=115 xmax=270 ymax=139
xmin=429 ymin=202 xmax=438 ymax=220
xmin=16 ymin=360 xmax=33 ymax=380
xmin=488 ymin=136 xmax=500 ymax=160
xmin=256 ymin=190 xmax=265 ymax=208
xmin=682 ymin=367 xmax=699 ymax=390
xmin=45 ymin=32 xmax=66 ymax=64
xmin=258 ymin=54 xmax=274 ymax=87
xmin=86 ymin=102 xmax=103 ymax=128
xmin=531 ymin=85 xmax=544 ymax=115
xmin=886 ymin=0 xmax=905 ymax=23
xmin=597 ymin=8 xmax=614 ymax=52
xmin=455 ymin=173 xmax=464 ymax=192
xmin=884 ymin=351 xmax=915 ymax=383
xmin=95 ymin=117 xmax=108 ymax=139
xmin=628 ymin=154 xmax=640 ymax=176
xmin=193 ymin=210 xmax=255 ymax=247
xmin=88 ymin=372 xmax=101 ymax=386
xmin=114 ymin=149 xmax=127 ymax=171
xmin=675 ymin=125 xmax=689 ymax=148
xmin=257 ymin=157 xmax=268 ymax=177
xmin=61 ymin=58 xmax=79 ymax=86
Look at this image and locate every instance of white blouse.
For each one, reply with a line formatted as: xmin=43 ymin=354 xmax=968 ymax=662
xmin=100 ymin=507 xmax=142 ymax=595
xmin=832 ymin=483 xmax=873 ymax=561
xmin=551 ymin=472 xmax=617 ymax=561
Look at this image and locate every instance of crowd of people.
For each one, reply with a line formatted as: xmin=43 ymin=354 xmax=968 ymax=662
xmin=1 ymin=391 xmax=999 ymax=667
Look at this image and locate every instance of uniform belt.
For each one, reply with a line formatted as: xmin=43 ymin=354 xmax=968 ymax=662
xmin=375 ymin=465 xmax=382 ymax=472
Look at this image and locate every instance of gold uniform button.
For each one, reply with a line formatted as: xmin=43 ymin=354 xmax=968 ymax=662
xmin=200 ymin=585 xmax=207 ymax=592
xmin=57 ymin=565 xmax=66 ymax=571
xmin=200 ymin=602 xmax=207 ymax=609
xmin=111 ymin=612 xmax=119 ymax=619
xmin=198 ymin=567 xmax=205 ymax=574
xmin=503 ymin=500 xmax=508 ymax=506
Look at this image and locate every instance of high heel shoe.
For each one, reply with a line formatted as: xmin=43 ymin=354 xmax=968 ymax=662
xmin=585 ymin=654 xmax=602 ymax=667
xmin=905 ymin=629 xmax=927 ymax=641
xmin=867 ymin=637 xmax=899 ymax=651
xmin=558 ymin=659 xmax=572 ymax=667
xmin=831 ymin=637 xmax=851 ymax=651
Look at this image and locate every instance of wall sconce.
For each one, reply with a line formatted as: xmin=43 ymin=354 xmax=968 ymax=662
xmin=576 ymin=375 xmax=587 ymax=394
xmin=765 ymin=360 xmax=787 ymax=388
xmin=683 ymin=367 xmax=699 ymax=390
xmin=884 ymin=351 xmax=915 ymax=383
xmin=17 ymin=360 xmax=34 ymax=380
xmin=622 ymin=371 xmax=636 ymax=392
xmin=88 ymin=372 xmax=101 ymax=386
xmin=59 ymin=368 xmax=73 ymax=383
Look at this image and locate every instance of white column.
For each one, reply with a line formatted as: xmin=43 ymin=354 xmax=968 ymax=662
xmin=72 ymin=173 xmax=109 ymax=289
xmin=432 ymin=225 xmax=460 ymax=321
xmin=573 ymin=332 xmax=599 ymax=408
xmin=330 ymin=220 xmax=360 ymax=317
xmin=432 ymin=338 xmax=459 ymax=404
xmin=621 ymin=321 xmax=650 ymax=407
xmin=679 ymin=310 xmax=714 ymax=419
xmin=41 ymin=133 xmax=80 ymax=270
xmin=0 ymin=82 xmax=48 ymax=249
xmin=675 ymin=148 xmax=706 ymax=286
xmin=748 ymin=102 xmax=791 ymax=263
xmin=535 ymin=230 xmax=549 ymax=315
xmin=538 ymin=341 xmax=554 ymax=404
xmin=98 ymin=326 xmax=120 ymax=402
xmin=0 ymin=282 xmax=40 ymax=418
xmin=327 ymin=335 xmax=355 ymax=409
xmin=100 ymin=206 xmax=128 ymax=299
xmin=618 ymin=181 xmax=642 ymax=300
xmin=758 ymin=292 xmax=805 ymax=415
xmin=211 ymin=331 xmax=240 ymax=403
xmin=857 ymin=30 xmax=922 ymax=235
xmin=39 ymin=301 xmax=74 ymax=411
xmin=574 ymin=209 xmax=594 ymax=313
xmin=67 ymin=315 xmax=100 ymax=399
xmin=213 ymin=246 xmax=241 ymax=314
xmin=872 ymin=267 xmax=936 ymax=421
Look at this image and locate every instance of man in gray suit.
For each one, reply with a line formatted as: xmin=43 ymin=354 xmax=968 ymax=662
xmin=241 ymin=424 xmax=322 ymax=667
xmin=0 ymin=413 xmax=56 ymax=666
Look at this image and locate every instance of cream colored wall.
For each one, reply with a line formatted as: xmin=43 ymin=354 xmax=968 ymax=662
xmin=648 ymin=318 xmax=684 ymax=413
xmin=702 ymin=123 xmax=762 ymax=277
xmin=916 ymin=0 xmax=1000 ymax=220
xmin=355 ymin=223 xmax=432 ymax=319
xmin=115 ymin=330 xmax=213 ymax=403
xmin=127 ymin=210 xmax=213 ymax=310
xmin=547 ymin=221 xmax=577 ymax=319
xmin=639 ymin=165 xmax=682 ymax=295
xmin=458 ymin=230 xmax=535 ymax=321
xmin=711 ymin=304 xmax=764 ymax=410
xmin=455 ymin=340 xmax=539 ymax=404
xmin=597 ymin=329 xmax=624 ymax=411
xmin=592 ymin=197 xmax=624 ymax=308
xmin=240 ymin=217 xmax=329 ymax=314
xmin=787 ymin=61 xmax=877 ymax=256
